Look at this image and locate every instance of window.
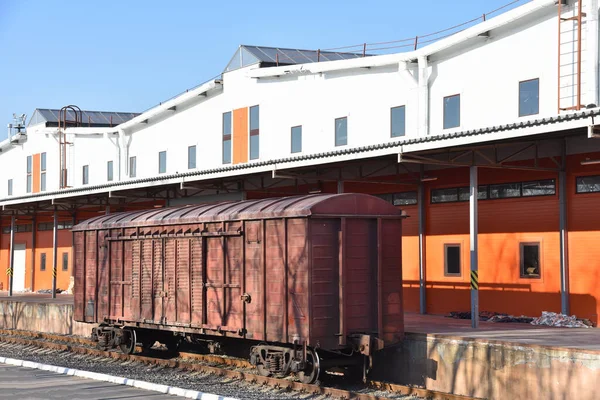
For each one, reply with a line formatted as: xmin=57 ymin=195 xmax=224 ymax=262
xmin=291 ymin=126 xmax=302 ymax=153
xmin=40 ymin=253 xmax=46 ymax=271
xmin=519 ymin=78 xmax=539 ymax=117
xmin=26 ymin=155 xmax=32 ymax=193
xmin=82 ymin=165 xmax=89 ymax=185
xmin=432 ymin=180 xmax=555 ymax=204
xmin=443 ymin=94 xmax=460 ymax=129
xmin=7 ymin=179 xmax=12 ymax=196
xmin=520 ymin=242 xmax=541 ymax=278
xmin=223 ymin=112 xmax=232 ymax=164
xmin=107 ymin=161 xmax=113 ymax=182
xmin=376 ymin=191 xmax=418 ymax=206
xmin=489 ymin=183 xmax=521 ymax=199
xmin=576 ymin=175 xmax=600 ymax=193
xmin=335 ymin=117 xmax=347 ymax=146
xmin=158 ymin=151 xmax=167 ymax=174
xmin=40 ymin=152 xmax=46 ymax=192
xmin=62 ymin=252 xmax=69 ymax=271
xmin=522 ymin=179 xmax=555 ymax=196
xmin=129 ymin=156 xmax=137 ymax=178
xmin=444 ymin=244 xmax=461 ymax=276
xmin=250 ymin=105 xmax=259 ymax=160
xmin=391 ymin=106 xmax=406 ymax=138
xmin=188 ymin=145 xmax=196 ymax=169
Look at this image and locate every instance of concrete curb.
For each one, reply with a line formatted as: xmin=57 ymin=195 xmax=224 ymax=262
xmin=0 ymin=356 xmax=239 ymax=400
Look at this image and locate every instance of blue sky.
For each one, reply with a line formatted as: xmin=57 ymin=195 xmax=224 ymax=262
xmin=0 ymin=0 xmax=524 ymax=137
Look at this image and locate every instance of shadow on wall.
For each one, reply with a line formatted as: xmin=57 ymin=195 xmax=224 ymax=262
xmin=402 ymin=280 xmax=597 ymax=324
xmin=0 ymin=301 xmax=90 ymax=336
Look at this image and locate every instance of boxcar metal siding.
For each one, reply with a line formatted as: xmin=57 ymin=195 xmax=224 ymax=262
xmin=84 ymin=231 xmax=97 ymax=322
xmin=287 ymin=218 xmax=309 ymax=343
xmin=175 ymin=238 xmax=191 ymax=324
xmin=244 ymin=220 xmax=264 ymax=340
xmin=265 ymin=219 xmax=286 ymax=342
xmin=190 ymin=237 xmax=204 ymax=325
xmin=381 ymin=219 xmax=404 ymax=342
xmin=74 ymin=231 xmax=85 ymax=321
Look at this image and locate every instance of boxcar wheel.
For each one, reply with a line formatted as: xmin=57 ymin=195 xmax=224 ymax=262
xmin=119 ymin=329 xmax=137 ymax=355
xmin=298 ymin=348 xmax=321 ymax=384
xmin=256 ymin=363 xmax=272 ymax=377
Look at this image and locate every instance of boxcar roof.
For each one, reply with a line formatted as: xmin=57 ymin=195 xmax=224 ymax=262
xmin=73 ymin=193 xmax=402 ymax=231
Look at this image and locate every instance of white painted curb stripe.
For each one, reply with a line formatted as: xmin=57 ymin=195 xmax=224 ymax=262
xmin=0 ymin=356 xmax=239 ymax=400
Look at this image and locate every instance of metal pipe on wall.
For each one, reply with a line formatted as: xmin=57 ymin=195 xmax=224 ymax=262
xmin=469 ymin=166 xmax=479 ymax=329
xmin=52 ymin=209 xmax=58 ymax=299
xmin=559 ymin=142 xmax=570 ymax=314
xmin=8 ymin=215 xmax=15 ymax=297
xmin=31 ymin=215 xmax=36 ymax=292
xmin=417 ymin=56 xmax=430 ymax=136
xmin=418 ymin=179 xmax=426 ymax=314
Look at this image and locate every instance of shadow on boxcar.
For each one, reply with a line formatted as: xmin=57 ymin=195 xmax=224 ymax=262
xmin=370 ymin=342 xmax=438 ymax=387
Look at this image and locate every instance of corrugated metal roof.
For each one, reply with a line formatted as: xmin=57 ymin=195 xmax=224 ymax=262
xmin=3 ymin=108 xmax=598 ymax=205
xmin=72 ymin=193 xmax=401 ymax=230
xmin=27 ymin=108 xmax=140 ymax=128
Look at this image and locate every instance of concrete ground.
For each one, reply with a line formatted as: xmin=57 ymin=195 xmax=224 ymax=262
xmin=0 ymin=363 xmax=179 ymax=400
xmin=405 ymin=312 xmax=600 ymax=351
xmin=0 ymin=292 xmax=73 ymax=304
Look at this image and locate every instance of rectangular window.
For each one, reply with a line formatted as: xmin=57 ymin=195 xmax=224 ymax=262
xmin=158 ymin=151 xmax=167 ymax=174
xmin=249 ymin=105 xmax=260 ymax=160
xmin=129 ymin=156 xmax=137 ymax=178
xmin=40 ymin=253 xmax=46 ymax=271
xmin=188 ymin=145 xmax=196 ymax=169
xmin=82 ymin=165 xmax=89 ymax=185
xmin=40 ymin=152 xmax=46 ymax=191
xmin=576 ymin=175 xmax=600 ymax=193
xmin=489 ymin=183 xmax=521 ymax=199
xmin=107 ymin=161 xmax=113 ymax=182
xmin=392 ymin=191 xmax=417 ymax=206
xmin=335 ymin=117 xmax=347 ymax=146
xmin=432 ymin=186 xmax=488 ymax=204
xmin=522 ymin=179 xmax=555 ymax=197
xmin=7 ymin=179 xmax=12 ymax=196
xmin=519 ymin=78 xmax=539 ymax=117
xmin=443 ymin=94 xmax=460 ymax=129
xmin=444 ymin=244 xmax=461 ymax=276
xmin=26 ymin=155 xmax=32 ymax=193
xmin=391 ymin=106 xmax=406 ymax=138
xmin=62 ymin=252 xmax=69 ymax=271
xmin=41 ymin=152 xmax=46 ymax=171
xmin=291 ymin=126 xmax=302 ymax=153
xmin=520 ymin=242 xmax=541 ymax=278
xmin=222 ymin=112 xmax=232 ymax=164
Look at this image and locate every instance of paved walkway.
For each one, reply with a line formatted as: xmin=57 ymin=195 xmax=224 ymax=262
xmin=405 ymin=312 xmax=600 ymax=351
xmin=0 ymin=292 xmax=73 ymax=304
xmin=0 ymin=363 xmax=178 ymax=399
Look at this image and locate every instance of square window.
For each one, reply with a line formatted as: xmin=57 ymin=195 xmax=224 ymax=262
xmin=443 ymin=94 xmax=460 ymax=129
xmin=576 ymin=175 xmax=600 ymax=193
xmin=107 ymin=161 xmax=113 ymax=182
xmin=158 ymin=151 xmax=167 ymax=174
xmin=291 ymin=126 xmax=302 ymax=153
xmin=129 ymin=156 xmax=136 ymax=178
xmin=335 ymin=117 xmax=347 ymax=146
xmin=444 ymin=244 xmax=461 ymax=276
xmin=391 ymin=106 xmax=406 ymax=138
xmin=520 ymin=243 xmax=541 ymax=278
xmin=519 ymin=79 xmax=539 ymax=117
xmin=40 ymin=253 xmax=46 ymax=271
xmin=188 ymin=146 xmax=196 ymax=169
xmin=82 ymin=165 xmax=89 ymax=185
xmin=62 ymin=252 xmax=69 ymax=271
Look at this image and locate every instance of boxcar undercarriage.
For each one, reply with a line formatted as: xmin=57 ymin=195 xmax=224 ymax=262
xmin=91 ymin=322 xmax=382 ymax=384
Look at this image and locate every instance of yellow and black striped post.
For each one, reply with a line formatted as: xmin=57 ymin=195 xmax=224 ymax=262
xmin=470 ymin=271 xmax=479 ymax=290
xmin=8 ymin=215 xmax=15 ymax=297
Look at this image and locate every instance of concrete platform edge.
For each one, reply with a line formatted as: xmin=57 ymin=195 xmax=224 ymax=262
xmin=0 ymin=356 xmax=239 ymax=400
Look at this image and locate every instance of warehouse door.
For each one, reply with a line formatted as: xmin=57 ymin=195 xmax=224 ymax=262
xmin=12 ymin=244 xmax=26 ymax=292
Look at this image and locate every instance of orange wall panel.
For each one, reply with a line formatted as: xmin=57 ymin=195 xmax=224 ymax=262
xmin=32 ymin=153 xmax=41 ymax=193
xmin=233 ymin=107 xmax=248 ymax=164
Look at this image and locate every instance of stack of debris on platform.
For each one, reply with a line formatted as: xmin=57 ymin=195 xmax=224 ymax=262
xmin=531 ymin=311 xmax=593 ymax=328
xmin=36 ymin=288 xmax=63 ymax=294
xmin=448 ymin=311 xmax=533 ymax=323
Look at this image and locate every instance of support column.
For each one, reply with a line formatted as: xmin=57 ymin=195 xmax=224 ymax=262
xmin=337 ymin=180 xmax=344 ymax=194
xmin=31 ymin=215 xmax=36 ymax=292
xmin=418 ymin=176 xmax=426 ymax=314
xmin=559 ymin=167 xmax=569 ymax=314
xmin=8 ymin=215 xmax=15 ymax=297
xmin=52 ymin=209 xmax=58 ymax=299
xmin=469 ymin=166 xmax=479 ymax=328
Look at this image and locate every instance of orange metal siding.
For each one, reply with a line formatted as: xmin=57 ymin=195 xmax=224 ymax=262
xmin=233 ymin=107 xmax=248 ymax=164
xmin=32 ymin=153 xmax=40 ymax=193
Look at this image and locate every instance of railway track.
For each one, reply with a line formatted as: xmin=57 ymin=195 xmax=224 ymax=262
xmin=0 ymin=329 xmax=479 ymax=400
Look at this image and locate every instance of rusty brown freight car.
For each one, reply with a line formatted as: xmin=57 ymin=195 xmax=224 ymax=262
xmin=73 ymin=193 xmax=404 ymax=383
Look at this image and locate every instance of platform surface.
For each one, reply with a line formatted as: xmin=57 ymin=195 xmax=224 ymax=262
xmin=0 ymin=363 xmax=178 ymax=399
xmin=405 ymin=312 xmax=600 ymax=351
xmin=0 ymin=292 xmax=73 ymax=304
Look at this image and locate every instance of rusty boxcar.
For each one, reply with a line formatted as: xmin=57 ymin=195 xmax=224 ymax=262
xmin=73 ymin=193 xmax=404 ymax=383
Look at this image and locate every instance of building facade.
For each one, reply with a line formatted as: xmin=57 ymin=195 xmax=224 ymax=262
xmin=2 ymin=0 xmax=600 ymax=323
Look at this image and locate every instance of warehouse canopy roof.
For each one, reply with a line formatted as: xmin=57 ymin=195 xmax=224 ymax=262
xmin=28 ymin=108 xmax=140 ymax=128
xmin=73 ymin=193 xmax=402 ymax=230
xmin=224 ymin=45 xmax=369 ymax=72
